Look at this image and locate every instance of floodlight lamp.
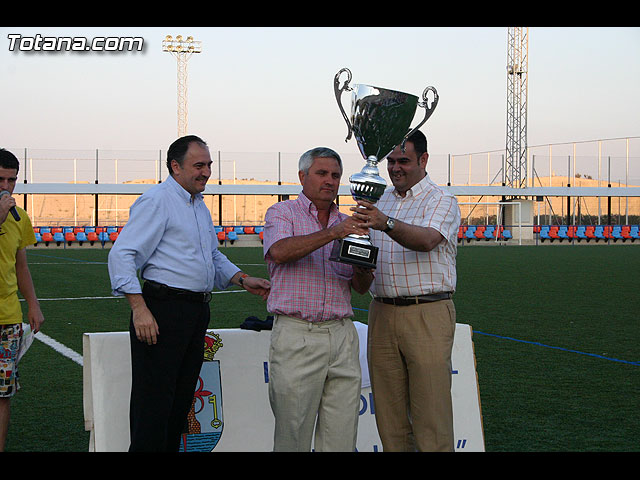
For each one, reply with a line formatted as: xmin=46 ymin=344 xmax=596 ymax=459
xmin=165 ymin=35 xmax=173 ymax=41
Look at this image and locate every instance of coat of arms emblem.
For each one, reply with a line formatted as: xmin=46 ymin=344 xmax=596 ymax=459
xmin=180 ymin=332 xmax=224 ymax=452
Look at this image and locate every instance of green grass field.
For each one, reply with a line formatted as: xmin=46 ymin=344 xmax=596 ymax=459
xmin=7 ymin=244 xmax=640 ymax=452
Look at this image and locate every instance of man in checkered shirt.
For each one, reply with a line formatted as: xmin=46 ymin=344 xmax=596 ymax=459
xmin=354 ymin=130 xmax=461 ymax=451
xmin=263 ymin=147 xmax=373 ymax=451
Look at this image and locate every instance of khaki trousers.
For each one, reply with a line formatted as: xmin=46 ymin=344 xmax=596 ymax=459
xmin=268 ymin=314 xmax=361 ymax=452
xmin=367 ymin=299 xmax=456 ymax=452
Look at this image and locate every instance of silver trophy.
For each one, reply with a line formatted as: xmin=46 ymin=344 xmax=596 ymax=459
xmin=330 ymin=67 xmax=439 ymax=269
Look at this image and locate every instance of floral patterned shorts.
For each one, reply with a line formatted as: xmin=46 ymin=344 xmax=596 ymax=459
xmin=0 ymin=324 xmax=23 ymax=397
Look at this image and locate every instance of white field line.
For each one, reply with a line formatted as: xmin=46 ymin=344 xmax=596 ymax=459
xmin=21 ymin=289 xmax=247 ymax=365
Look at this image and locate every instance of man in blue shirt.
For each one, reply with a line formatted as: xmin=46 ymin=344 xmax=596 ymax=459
xmin=108 ymin=135 xmax=270 ymax=452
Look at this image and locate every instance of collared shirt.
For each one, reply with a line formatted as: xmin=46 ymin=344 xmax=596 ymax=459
xmin=263 ymin=192 xmax=354 ymax=323
xmin=108 ymin=175 xmax=240 ymax=296
xmin=369 ymin=174 xmax=461 ymax=298
xmin=0 ymin=207 xmax=35 ymax=324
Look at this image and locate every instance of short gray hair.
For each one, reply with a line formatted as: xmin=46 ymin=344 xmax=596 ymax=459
xmin=298 ymin=147 xmax=342 ymax=174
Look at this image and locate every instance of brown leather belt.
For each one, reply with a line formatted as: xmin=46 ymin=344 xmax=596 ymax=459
xmin=374 ymin=292 xmax=452 ymax=306
xmin=143 ymin=280 xmax=212 ymax=303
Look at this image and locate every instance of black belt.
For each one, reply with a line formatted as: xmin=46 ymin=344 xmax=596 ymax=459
xmin=374 ymin=292 xmax=452 ymax=306
xmin=143 ymin=280 xmax=212 ymax=303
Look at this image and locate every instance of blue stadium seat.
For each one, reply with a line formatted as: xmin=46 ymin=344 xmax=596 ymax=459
xmin=483 ymin=225 xmax=495 ymax=240
xmin=465 ymin=226 xmax=476 ymax=242
xmin=612 ymin=226 xmax=623 ymax=241
xmin=594 ymin=225 xmax=605 ymax=240
xmin=34 ymin=232 xmax=42 ymax=245
xmin=576 ymin=226 xmax=587 ymax=241
xmin=53 ymin=232 xmax=64 ymax=245
xmin=540 ymin=226 xmax=550 ymax=242
xmin=558 ymin=226 xmax=568 ymax=240
xmin=227 ymin=231 xmax=238 ymax=244
xmin=234 ymin=226 xmax=244 ymax=235
xmin=76 ymin=231 xmax=88 ymax=245
xmin=503 ymin=229 xmax=512 ymax=240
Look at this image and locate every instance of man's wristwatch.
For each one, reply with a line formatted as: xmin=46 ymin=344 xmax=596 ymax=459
xmin=383 ymin=216 xmax=395 ymax=233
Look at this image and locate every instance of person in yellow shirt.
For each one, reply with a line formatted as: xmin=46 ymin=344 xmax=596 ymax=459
xmin=0 ymin=148 xmax=44 ymax=451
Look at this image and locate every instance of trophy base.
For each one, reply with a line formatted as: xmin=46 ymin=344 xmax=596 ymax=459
xmin=329 ymin=237 xmax=378 ymax=269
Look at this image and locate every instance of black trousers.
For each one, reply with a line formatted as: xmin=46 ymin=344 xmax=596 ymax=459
xmin=128 ymin=293 xmax=210 ymax=452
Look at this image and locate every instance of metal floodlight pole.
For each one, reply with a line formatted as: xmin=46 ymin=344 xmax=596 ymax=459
xmin=505 ymin=27 xmax=529 ymax=191
xmin=162 ymin=35 xmax=202 ymax=138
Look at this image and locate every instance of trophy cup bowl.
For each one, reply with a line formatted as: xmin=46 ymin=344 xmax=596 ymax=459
xmin=330 ymin=67 xmax=439 ymax=269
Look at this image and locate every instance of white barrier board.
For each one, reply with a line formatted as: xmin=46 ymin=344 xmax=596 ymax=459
xmin=83 ymin=322 xmax=484 ymax=452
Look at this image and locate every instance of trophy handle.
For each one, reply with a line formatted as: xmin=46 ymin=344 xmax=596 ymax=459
xmin=334 ymin=68 xmax=353 ymax=142
xmin=402 ymin=85 xmax=439 ymax=151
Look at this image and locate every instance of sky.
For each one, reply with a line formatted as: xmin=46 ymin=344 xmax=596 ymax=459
xmin=1 ymin=26 xmax=639 ymax=182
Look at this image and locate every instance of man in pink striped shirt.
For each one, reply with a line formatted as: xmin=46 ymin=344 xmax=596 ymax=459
xmin=354 ymin=130 xmax=461 ymax=452
xmin=263 ymin=147 xmax=373 ymax=451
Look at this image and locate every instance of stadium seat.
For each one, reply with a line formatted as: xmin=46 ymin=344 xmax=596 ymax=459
xmin=109 ymin=232 xmax=119 ymax=242
xmin=465 ymin=226 xmax=477 ymax=242
xmin=234 ymin=226 xmax=244 ymax=235
xmin=228 ymin=231 xmax=238 ymax=244
xmin=483 ymin=225 xmax=495 ymax=240
xmin=76 ymin=231 xmax=87 ymax=245
xmin=53 ymin=232 xmax=64 ymax=246
xmin=87 ymin=231 xmax=99 ymax=245
xmin=503 ymin=229 xmax=512 ymax=240
xmin=65 ymin=231 xmax=76 ymax=245
xmin=214 ymin=226 xmax=223 ymax=234
xmin=567 ymin=225 xmax=577 ymax=241
xmin=576 ymin=226 xmax=587 ymax=241
xmin=549 ymin=226 xmax=560 ymax=242
xmin=98 ymin=232 xmax=110 ymax=245
xmin=244 ymin=226 xmax=255 ymax=234
xmin=255 ymin=226 xmax=264 ymax=234
xmin=259 ymin=231 xmax=264 ymax=244
xmin=558 ymin=225 xmax=568 ymax=241
xmin=40 ymin=227 xmax=50 ymax=233
xmin=612 ymin=225 xmax=623 ymax=242
xmin=41 ymin=232 xmax=53 ymax=245
xmin=630 ymin=225 xmax=639 ymax=240
xmin=474 ymin=225 xmax=486 ymax=240
xmin=585 ymin=225 xmax=596 ymax=242
xmin=217 ymin=231 xmax=226 ymax=245
xmin=34 ymin=232 xmax=42 ymax=246
xmin=457 ymin=226 xmax=465 ymax=242
xmin=594 ymin=225 xmax=605 ymax=241
xmin=540 ymin=226 xmax=550 ymax=242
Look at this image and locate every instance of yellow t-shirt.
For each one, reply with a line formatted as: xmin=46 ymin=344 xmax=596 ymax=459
xmin=0 ymin=207 xmax=36 ymax=324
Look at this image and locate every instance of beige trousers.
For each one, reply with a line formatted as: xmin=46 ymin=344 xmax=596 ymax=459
xmin=367 ymin=299 xmax=456 ymax=452
xmin=268 ymin=314 xmax=361 ymax=452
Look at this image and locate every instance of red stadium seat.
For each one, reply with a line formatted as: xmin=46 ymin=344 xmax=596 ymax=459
xmin=42 ymin=232 xmax=54 ymax=245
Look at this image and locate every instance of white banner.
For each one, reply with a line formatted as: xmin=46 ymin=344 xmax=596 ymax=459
xmin=83 ymin=322 xmax=484 ymax=452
